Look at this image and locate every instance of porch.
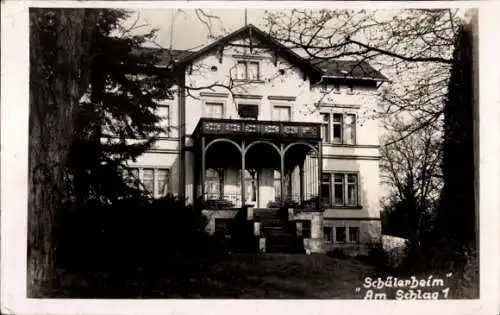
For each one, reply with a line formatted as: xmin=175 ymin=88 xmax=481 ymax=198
xmin=191 ymin=118 xmax=324 ymax=211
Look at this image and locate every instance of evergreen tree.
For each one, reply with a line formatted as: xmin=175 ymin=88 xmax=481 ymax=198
xmin=29 ymin=8 xmax=178 ymax=295
xmin=434 ymin=18 xmax=476 ymax=266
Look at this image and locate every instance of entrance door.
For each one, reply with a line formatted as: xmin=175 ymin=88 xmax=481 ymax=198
xmin=244 ymin=169 xmax=258 ymax=206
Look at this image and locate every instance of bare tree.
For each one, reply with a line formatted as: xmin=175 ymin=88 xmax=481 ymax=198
xmin=264 ymin=9 xmax=461 ymax=140
xmin=380 ymin=122 xmax=442 ymax=249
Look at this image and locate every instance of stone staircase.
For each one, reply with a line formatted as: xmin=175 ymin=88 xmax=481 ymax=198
xmin=253 ymin=208 xmax=304 ymax=253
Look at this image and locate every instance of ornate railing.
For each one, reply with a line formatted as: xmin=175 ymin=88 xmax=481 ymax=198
xmin=194 ymin=118 xmax=321 ymax=140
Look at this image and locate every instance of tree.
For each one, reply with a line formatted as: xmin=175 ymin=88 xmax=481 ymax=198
xmin=434 ymin=14 xmax=476 ymax=266
xmin=29 ymin=8 xmax=238 ymax=296
xmin=29 ymin=8 xmax=100 ymax=296
xmin=380 ymin=123 xmax=442 ymax=260
xmin=29 ymin=8 xmax=179 ymax=296
xmin=264 ymin=9 xmax=460 ymax=139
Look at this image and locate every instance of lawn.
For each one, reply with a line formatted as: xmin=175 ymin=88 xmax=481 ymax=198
xmin=53 ymin=253 xmax=378 ymax=299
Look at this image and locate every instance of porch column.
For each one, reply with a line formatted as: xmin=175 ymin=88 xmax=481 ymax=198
xmin=241 ymin=141 xmax=246 ymax=207
xmin=317 ymin=142 xmax=323 ymax=210
xmin=280 ymin=143 xmax=285 ymax=207
xmin=299 ymin=163 xmax=304 ymax=204
xmin=201 ymin=136 xmax=206 ymax=199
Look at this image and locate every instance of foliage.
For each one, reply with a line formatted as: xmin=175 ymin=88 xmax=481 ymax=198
xmin=433 ymin=17 xmax=477 ymax=268
xmin=55 ymin=195 xmax=213 ymax=278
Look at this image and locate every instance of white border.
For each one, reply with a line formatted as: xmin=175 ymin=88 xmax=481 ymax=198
xmin=2 ymin=1 xmax=499 ymax=315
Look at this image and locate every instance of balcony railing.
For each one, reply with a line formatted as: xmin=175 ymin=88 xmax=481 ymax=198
xmin=194 ymin=118 xmax=321 ymax=140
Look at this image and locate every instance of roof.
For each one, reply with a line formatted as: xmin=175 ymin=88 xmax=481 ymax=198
xmin=131 ymin=47 xmax=193 ymax=67
xmin=312 ymin=59 xmax=389 ymax=82
xmin=133 ymin=24 xmax=387 ymax=82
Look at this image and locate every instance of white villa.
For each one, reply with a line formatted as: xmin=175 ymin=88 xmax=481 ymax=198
xmin=127 ymin=24 xmax=388 ymax=254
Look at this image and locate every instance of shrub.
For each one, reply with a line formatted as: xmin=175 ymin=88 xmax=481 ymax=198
xmin=55 ymin=194 xmax=214 ymax=278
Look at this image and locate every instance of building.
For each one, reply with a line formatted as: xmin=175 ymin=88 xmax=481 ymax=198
xmin=127 ymin=24 xmax=388 ymax=254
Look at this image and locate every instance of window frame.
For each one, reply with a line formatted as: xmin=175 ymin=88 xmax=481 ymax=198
xmin=335 ymin=226 xmax=347 ymax=243
xmin=234 ymin=60 xmax=261 ymax=81
xmin=157 ymin=104 xmax=171 ymax=138
xmin=323 ymin=226 xmax=333 ymax=243
xmin=348 ymin=226 xmax=360 ymax=244
xmin=272 ymin=104 xmax=292 ymax=121
xmin=203 ymin=100 xmax=225 ymax=119
xmin=325 ymin=112 xmax=357 ymax=145
xmin=237 ymin=102 xmax=260 ymax=120
xmin=320 ymin=112 xmax=331 ymax=143
xmin=321 ymin=171 xmax=360 ymax=208
xmin=126 ymin=167 xmax=170 ymax=198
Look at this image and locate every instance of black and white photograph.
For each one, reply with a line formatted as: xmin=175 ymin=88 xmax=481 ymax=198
xmin=1 ymin=1 xmax=499 ymax=314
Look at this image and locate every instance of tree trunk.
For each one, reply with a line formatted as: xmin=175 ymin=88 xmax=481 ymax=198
xmin=28 ymin=9 xmax=98 ymax=297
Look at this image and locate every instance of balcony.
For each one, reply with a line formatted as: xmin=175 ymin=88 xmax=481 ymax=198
xmin=193 ymin=118 xmax=321 ymax=141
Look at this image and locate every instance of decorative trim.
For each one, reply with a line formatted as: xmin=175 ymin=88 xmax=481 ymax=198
xmin=322 ymin=154 xmax=380 ymax=160
xmin=323 ymin=217 xmax=381 ymax=221
xmin=199 ymin=92 xmax=229 ymax=98
xmin=232 ymin=54 xmax=266 ymax=60
xmin=322 ymin=143 xmax=380 ymax=149
xmin=146 ymin=149 xmax=180 ymax=154
xmin=233 ymin=94 xmax=263 ymax=100
xmin=267 ymin=95 xmax=296 ymax=101
xmin=232 ymin=79 xmax=266 ymax=84
xmin=319 ymin=103 xmax=361 ymax=109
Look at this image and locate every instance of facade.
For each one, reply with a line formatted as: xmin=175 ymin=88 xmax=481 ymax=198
xmin=127 ymin=24 xmax=388 ymax=254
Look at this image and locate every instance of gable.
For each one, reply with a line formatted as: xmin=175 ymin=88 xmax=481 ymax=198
xmin=130 ymin=24 xmax=388 ymax=84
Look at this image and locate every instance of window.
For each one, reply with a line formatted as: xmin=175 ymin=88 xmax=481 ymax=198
xmin=335 ymin=227 xmax=346 ymax=243
xmin=143 ymin=169 xmax=154 ymax=194
xmin=348 ymin=227 xmax=360 ymax=243
xmin=157 ymin=169 xmax=169 ymax=197
xmin=333 ymin=174 xmax=344 ymax=206
xmin=324 ymin=227 xmax=333 ymax=243
xmin=158 ymin=105 xmax=170 ymax=137
xmin=344 ymin=114 xmax=356 ymax=144
xmin=272 ymin=105 xmax=291 ymax=121
xmin=238 ymin=104 xmax=259 ymax=120
xmin=346 ymin=174 xmax=358 ymax=206
xmin=235 ymin=60 xmax=260 ymax=81
xmin=333 ymin=114 xmax=343 ymax=143
xmin=321 ymin=173 xmax=331 ymax=206
xmin=322 ymin=172 xmax=359 ymax=207
xmin=204 ymin=102 xmax=224 ymax=118
xmin=126 ymin=167 xmax=170 ymax=198
xmin=330 ymin=113 xmax=356 ymax=144
xmin=320 ymin=113 xmax=330 ymax=143
xmin=206 ymin=168 xmax=224 ymax=200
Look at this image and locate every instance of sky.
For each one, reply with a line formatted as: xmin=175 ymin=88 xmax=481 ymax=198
xmin=122 ymin=9 xmax=268 ymax=50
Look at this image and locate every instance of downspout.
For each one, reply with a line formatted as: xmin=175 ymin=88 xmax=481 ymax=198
xmin=177 ymin=67 xmax=186 ymax=203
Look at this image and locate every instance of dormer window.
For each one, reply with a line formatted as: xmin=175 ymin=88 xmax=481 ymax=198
xmin=235 ymin=60 xmax=260 ymax=81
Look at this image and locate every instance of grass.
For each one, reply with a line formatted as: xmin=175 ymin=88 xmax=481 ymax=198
xmin=50 ymin=252 xmax=478 ymax=299
xmin=52 ymin=253 xmax=378 ymax=299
